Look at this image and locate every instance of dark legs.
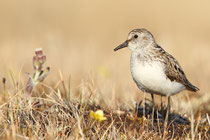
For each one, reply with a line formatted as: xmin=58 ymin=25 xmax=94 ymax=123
xmin=150 ymin=94 xmax=172 ymax=127
xmin=151 ymin=94 xmax=171 ymax=115
xmin=163 ymin=96 xmax=171 ymax=138
xmin=151 ymin=94 xmax=155 ymax=127
xmin=151 ymin=94 xmax=154 ymax=105
xmin=164 ymin=96 xmax=171 ymax=129
xmin=150 ymin=95 xmax=171 ymax=127
xmin=167 ymin=96 xmax=171 ymax=115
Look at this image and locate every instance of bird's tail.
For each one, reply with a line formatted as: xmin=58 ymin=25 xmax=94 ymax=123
xmin=186 ymin=82 xmax=199 ymax=92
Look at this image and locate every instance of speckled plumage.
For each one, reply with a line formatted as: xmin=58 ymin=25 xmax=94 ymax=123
xmin=114 ymin=28 xmax=199 ymax=112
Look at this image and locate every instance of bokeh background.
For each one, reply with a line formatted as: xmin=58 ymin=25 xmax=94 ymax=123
xmin=0 ymin=0 xmax=209 ymax=110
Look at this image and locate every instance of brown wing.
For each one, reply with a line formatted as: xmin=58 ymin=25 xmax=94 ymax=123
xmin=161 ymin=49 xmax=199 ymax=92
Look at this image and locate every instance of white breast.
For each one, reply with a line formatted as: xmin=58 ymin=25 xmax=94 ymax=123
xmin=130 ymin=54 xmax=185 ymax=96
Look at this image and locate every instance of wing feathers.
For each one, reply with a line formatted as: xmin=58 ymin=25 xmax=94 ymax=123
xmin=156 ymin=45 xmax=199 ymax=92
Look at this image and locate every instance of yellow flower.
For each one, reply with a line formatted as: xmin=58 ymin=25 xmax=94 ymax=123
xmin=90 ymin=110 xmax=107 ymax=122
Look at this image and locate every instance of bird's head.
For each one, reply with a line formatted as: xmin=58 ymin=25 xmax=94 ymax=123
xmin=114 ymin=28 xmax=155 ymax=52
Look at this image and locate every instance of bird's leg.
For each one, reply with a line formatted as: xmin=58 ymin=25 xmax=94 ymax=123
xmin=151 ymin=94 xmax=155 ymax=127
xmin=164 ymin=96 xmax=171 ymax=127
xmin=160 ymin=96 xmax=163 ymax=109
xmin=143 ymin=91 xmax=146 ymax=117
xmin=163 ymin=96 xmax=171 ymax=136
xmin=167 ymin=96 xmax=171 ymax=115
xmin=151 ymin=94 xmax=154 ymax=106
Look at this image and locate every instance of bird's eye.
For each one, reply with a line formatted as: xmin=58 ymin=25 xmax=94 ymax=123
xmin=134 ymin=34 xmax=138 ymax=38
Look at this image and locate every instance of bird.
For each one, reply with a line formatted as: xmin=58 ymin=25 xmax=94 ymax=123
xmin=114 ymin=28 xmax=199 ymax=114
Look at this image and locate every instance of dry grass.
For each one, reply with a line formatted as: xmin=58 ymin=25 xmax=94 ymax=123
xmin=0 ymin=0 xmax=210 ymax=139
xmin=0 ymin=77 xmax=209 ymax=139
xmin=0 ymin=49 xmax=209 ymax=139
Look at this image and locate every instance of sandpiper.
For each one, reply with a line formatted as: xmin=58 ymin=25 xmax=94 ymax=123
xmin=114 ymin=28 xmax=199 ymax=113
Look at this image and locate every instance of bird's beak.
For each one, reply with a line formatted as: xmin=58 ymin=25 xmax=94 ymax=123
xmin=114 ymin=40 xmax=129 ymax=51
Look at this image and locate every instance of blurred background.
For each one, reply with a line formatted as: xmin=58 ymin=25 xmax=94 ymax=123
xmin=0 ymin=0 xmax=209 ymax=109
